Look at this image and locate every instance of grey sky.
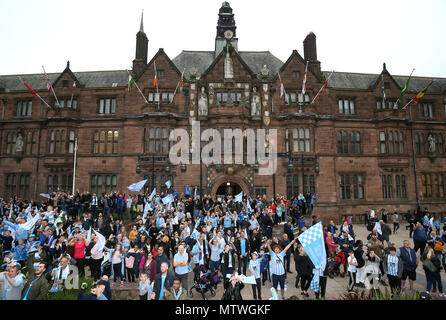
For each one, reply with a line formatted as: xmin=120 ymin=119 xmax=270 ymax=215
xmin=1 ymin=0 xmax=445 ymax=78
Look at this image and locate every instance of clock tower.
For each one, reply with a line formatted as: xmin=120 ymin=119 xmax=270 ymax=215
xmin=215 ymin=2 xmax=238 ymax=57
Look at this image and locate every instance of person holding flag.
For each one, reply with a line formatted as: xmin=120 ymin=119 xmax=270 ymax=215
xmin=265 ymin=238 xmax=296 ymax=300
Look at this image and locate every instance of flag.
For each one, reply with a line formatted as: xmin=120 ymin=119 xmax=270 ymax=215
xmin=165 ymin=180 xmax=172 ymax=189
xmin=44 ymin=71 xmax=52 ymax=91
xmin=162 ymin=194 xmax=174 ymax=207
xmin=381 ymin=74 xmax=386 ymax=104
xmin=311 ymin=71 xmax=334 ymax=104
xmin=127 ymin=179 xmax=147 ymax=192
xmin=235 ymin=191 xmax=243 ymax=203
xmin=86 ymin=227 xmax=92 ymax=243
xmin=398 ymin=68 xmax=415 ymax=103
xmin=180 ymin=68 xmax=185 ymax=87
xmin=297 ymin=222 xmax=327 ymax=293
xmin=247 ymin=199 xmax=252 ymax=212
xmin=39 ymin=193 xmax=50 ymax=199
xmin=278 ymin=73 xmax=289 ymax=104
xmin=93 ymin=230 xmax=105 ymax=251
xmin=412 ymin=86 xmax=428 ymax=104
xmin=148 ymin=188 xmax=156 ymax=201
xmin=127 ymin=74 xmax=134 ymax=92
xmin=20 ymin=78 xmax=38 ymax=98
xmin=72 ymin=81 xmax=76 ymax=94
xmin=302 ymin=60 xmax=309 ymax=95
xmin=184 ymin=185 xmax=191 ymax=196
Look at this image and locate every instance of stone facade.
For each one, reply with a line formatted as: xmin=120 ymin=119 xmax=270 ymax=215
xmin=1 ymin=3 xmax=446 ymax=222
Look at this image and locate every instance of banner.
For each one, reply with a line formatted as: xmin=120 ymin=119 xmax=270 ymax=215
xmin=127 ymin=179 xmax=147 ymax=192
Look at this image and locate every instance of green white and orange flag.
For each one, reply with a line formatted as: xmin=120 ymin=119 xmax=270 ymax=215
xmin=128 ymin=74 xmax=134 ymax=92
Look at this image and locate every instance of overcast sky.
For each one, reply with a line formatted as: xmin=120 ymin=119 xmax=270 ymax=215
xmin=1 ymin=0 xmax=445 ymax=78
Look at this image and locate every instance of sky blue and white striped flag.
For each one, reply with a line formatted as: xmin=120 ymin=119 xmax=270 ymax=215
xmin=247 ymin=199 xmax=252 ymax=212
xmin=165 ymin=180 xmax=172 ymax=189
xmin=148 ymin=188 xmax=156 ymax=201
xmin=235 ymin=191 xmax=243 ymax=203
xmin=39 ymin=193 xmax=50 ymax=199
xmin=127 ymin=179 xmax=147 ymax=192
xmin=162 ymin=194 xmax=174 ymax=206
xmin=297 ymin=222 xmax=326 ymax=293
xmin=86 ymin=227 xmax=92 ymax=243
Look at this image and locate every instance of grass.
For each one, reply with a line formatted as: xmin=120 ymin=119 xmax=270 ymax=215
xmin=46 ymin=276 xmax=95 ymax=300
xmin=338 ymin=287 xmax=445 ymax=301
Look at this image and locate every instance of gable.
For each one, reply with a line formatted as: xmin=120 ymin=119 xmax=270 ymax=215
xmin=278 ymin=50 xmax=322 ymax=89
xmin=52 ymin=62 xmax=82 ymax=90
xmin=202 ymin=45 xmax=255 ymax=82
xmin=370 ymin=65 xmax=402 ymax=95
xmin=134 ymin=49 xmax=181 ymax=90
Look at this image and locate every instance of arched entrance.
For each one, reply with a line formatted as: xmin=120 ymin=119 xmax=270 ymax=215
xmin=210 ymin=175 xmax=251 ymax=199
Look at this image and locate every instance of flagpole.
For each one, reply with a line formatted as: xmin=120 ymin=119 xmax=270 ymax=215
xmin=72 ymin=138 xmax=77 ymax=195
xmin=310 ymin=71 xmax=334 ymax=105
xmin=396 ymin=68 xmax=415 ymax=109
xmin=170 ymin=80 xmax=181 ymax=104
xmin=382 ymin=74 xmax=386 ymax=107
xmin=18 ymin=77 xmax=52 ymax=108
xmin=42 ymin=66 xmax=60 ymax=107
xmin=126 ymin=70 xmax=149 ymax=104
xmin=154 ymin=61 xmax=160 ymax=109
xmin=278 ymin=73 xmax=288 ymax=104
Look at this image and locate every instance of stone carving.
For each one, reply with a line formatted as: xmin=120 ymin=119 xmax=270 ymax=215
xmin=428 ymin=134 xmax=436 ymax=153
xmin=251 ymin=87 xmax=261 ymax=116
xmin=198 ymin=87 xmax=208 ymax=116
xmin=15 ymin=133 xmax=23 ymax=153
xmin=224 ymin=48 xmax=234 ymax=79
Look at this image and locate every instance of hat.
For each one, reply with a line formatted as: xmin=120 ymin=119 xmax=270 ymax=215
xmin=28 ymin=234 xmax=36 ymax=238
xmin=251 ymin=251 xmax=258 ymax=257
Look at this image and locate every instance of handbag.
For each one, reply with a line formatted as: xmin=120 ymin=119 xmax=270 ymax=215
xmin=423 ymin=258 xmax=437 ymax=273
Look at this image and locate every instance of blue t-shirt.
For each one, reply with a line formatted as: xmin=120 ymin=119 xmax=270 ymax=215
xmin=240 ymin=239 xmax=246 ymax=256
xmin=224 ymin=216 xmax=232 ymax=228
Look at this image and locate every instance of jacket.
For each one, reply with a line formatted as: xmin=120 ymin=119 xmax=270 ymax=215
xmin=413 ymin=228 xmax=427 ymax=242
xmin=21 ymin=273 xmax=49 ymax=300
xmin=0 ymin=272 xmax=25 ymax=300
xmin=397 ymin=247 xmax=418 ymax=271
xmin=235 ymin=238 xmax=250 ymax=257
xmin=152 ymin=271 xmax=175 ymax=300
xmin=221 ymin=281 xmax=244 ymax=300
xmin=363 ymin=253 xmax=381 ymax=274
xmin=353 ymin=247 xmax=365 ymax=268
xmin=294 ymin=254 xmax=314 ymax=277
xmin=163 ymin=286 xmax=190 ymax=300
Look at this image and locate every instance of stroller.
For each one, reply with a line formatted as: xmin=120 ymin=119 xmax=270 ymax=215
xmin=189 ymin=264 xmax=219 ymax=300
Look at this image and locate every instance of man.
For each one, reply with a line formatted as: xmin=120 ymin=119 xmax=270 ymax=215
xmin=397 ymin=240 xmax=418 ymax=291
xmin=266 ymin=238 xmax=296 ymax=300
xmin=235 ymin=231 xmax=250 ymax=275
xmin=163 ymin=277 xmax=189 ymax=300
xmin=380 ymin=220 xmax=392 ymax=247
xmin=152 ymin=262 xmax=175 ymax=300
xmin=155 ymin=246 xmax=171 ymax=274
xmin=383 ymin=246 xmax=403 ymax=294
xmin=367 ymin=233 xmax=386 ymax=285
xmin=50 ymin=255 xmax=71 ymax=292
xmin=90 ymin=193 xmax=99 ymax=219
xmin=21 ymin=261 xmax=49 ymax=300
xmin=279 ymin=233 xmax=293 ymax=273
xmin=77 ymin=280 xmax=108 ymax=300
xmin=413 ymin=222 xmax=427 ymax=255
xmin=0 ymin=262 xmax=25 ymax=300
xmin=173 ymin=245 xmax=190 ymax=291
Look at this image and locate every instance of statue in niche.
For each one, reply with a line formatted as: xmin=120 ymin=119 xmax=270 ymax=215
xmin=198 ymin=87 xmax=208 ymax=116
xmin=224 ymin=47 xmax=234 ymax=79
xmin=428 ymin=134 xmax=436 ymax=153
xmin=251 ymin=87 xmax=261 ymax=116
xmin=15 ymin=133 xmax=24 ymax=153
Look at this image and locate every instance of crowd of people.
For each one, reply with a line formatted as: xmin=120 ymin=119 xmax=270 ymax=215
xmin=0 ymin=188 xmax=445 ymax=301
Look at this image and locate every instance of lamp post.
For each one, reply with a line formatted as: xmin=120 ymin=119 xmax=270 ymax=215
xmin=408 ymin=103 xmax=420 ymax=207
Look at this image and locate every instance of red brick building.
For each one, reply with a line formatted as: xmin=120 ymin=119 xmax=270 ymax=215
xmin=1 ymin=2 xmax=446 ymax=222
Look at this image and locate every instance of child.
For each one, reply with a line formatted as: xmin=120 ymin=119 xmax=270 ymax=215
xmin=248 ymin=251 xmax=262 ymax=300
xmin=259 ymin=249 xmax=270 ymax=286
xmin=11 ymin=239 xmax=28 ymax=268
xmin=108 ymin=244 xmax=125 ymax=286
xmin=347 ymin=250 xmax=358 ymax=292
xmin=138 ymin=272 xmax=152 ymax=300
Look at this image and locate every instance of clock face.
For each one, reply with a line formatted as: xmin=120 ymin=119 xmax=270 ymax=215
xmin=224 ymin=30 xmax=233 ymax=40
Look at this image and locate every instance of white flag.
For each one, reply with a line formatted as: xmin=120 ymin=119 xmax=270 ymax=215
xmin=148 ymin=188 xmax=156 ymax=201
xmin=93 ymin=230 xmax=105 ymax=252
xmin=39 ymin=193 xmax=50 ymax=199
xmin=235 ymin=191 xmax=243 ymax=203
xmin=165 ymin=180 xmax=172 ymax=189
xmin=127 ymin=179 xmax=147 ymax=192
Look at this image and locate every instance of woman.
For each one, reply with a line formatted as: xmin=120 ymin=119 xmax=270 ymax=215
xmin=363 ymin=246 xmax=381 ymax=296
xmin=143 ymin=251 xmax=157 ymax=284
xmin=221 ymin=272 xmax=245 ymax=300
xmin=353 ymin=240 xmax=365 ymax=288
xmin=422 ymin=247 xmax=444 ymax=295
xmin=294 ymin=245 xmax=314 ymax=297
xmin=109 ymin=243 xmax=125 ymax=286
xmin=0 ymin=263 xmax=25 ymax=300
xmin=69 ymin=233 xmax=89 ymax=277
xmin=90 ymin=234 xmax=104 ymax=281
xmin=347 ymin=250 xmax=358 ymax=292
xmin=209 ymin=236 xmax=223 ymax=273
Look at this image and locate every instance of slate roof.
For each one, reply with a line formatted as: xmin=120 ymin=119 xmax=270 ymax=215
xmin=323 ymin=71 xmax=446 ymax=94
xmin=0 ymin=70 xmax=128 ymax=93
xmin=1 ymin=56 xmax=445 ymax=95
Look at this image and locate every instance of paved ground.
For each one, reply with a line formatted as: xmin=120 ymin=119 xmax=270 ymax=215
xmin=181 ymin=221 xmax=446 ymax=300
